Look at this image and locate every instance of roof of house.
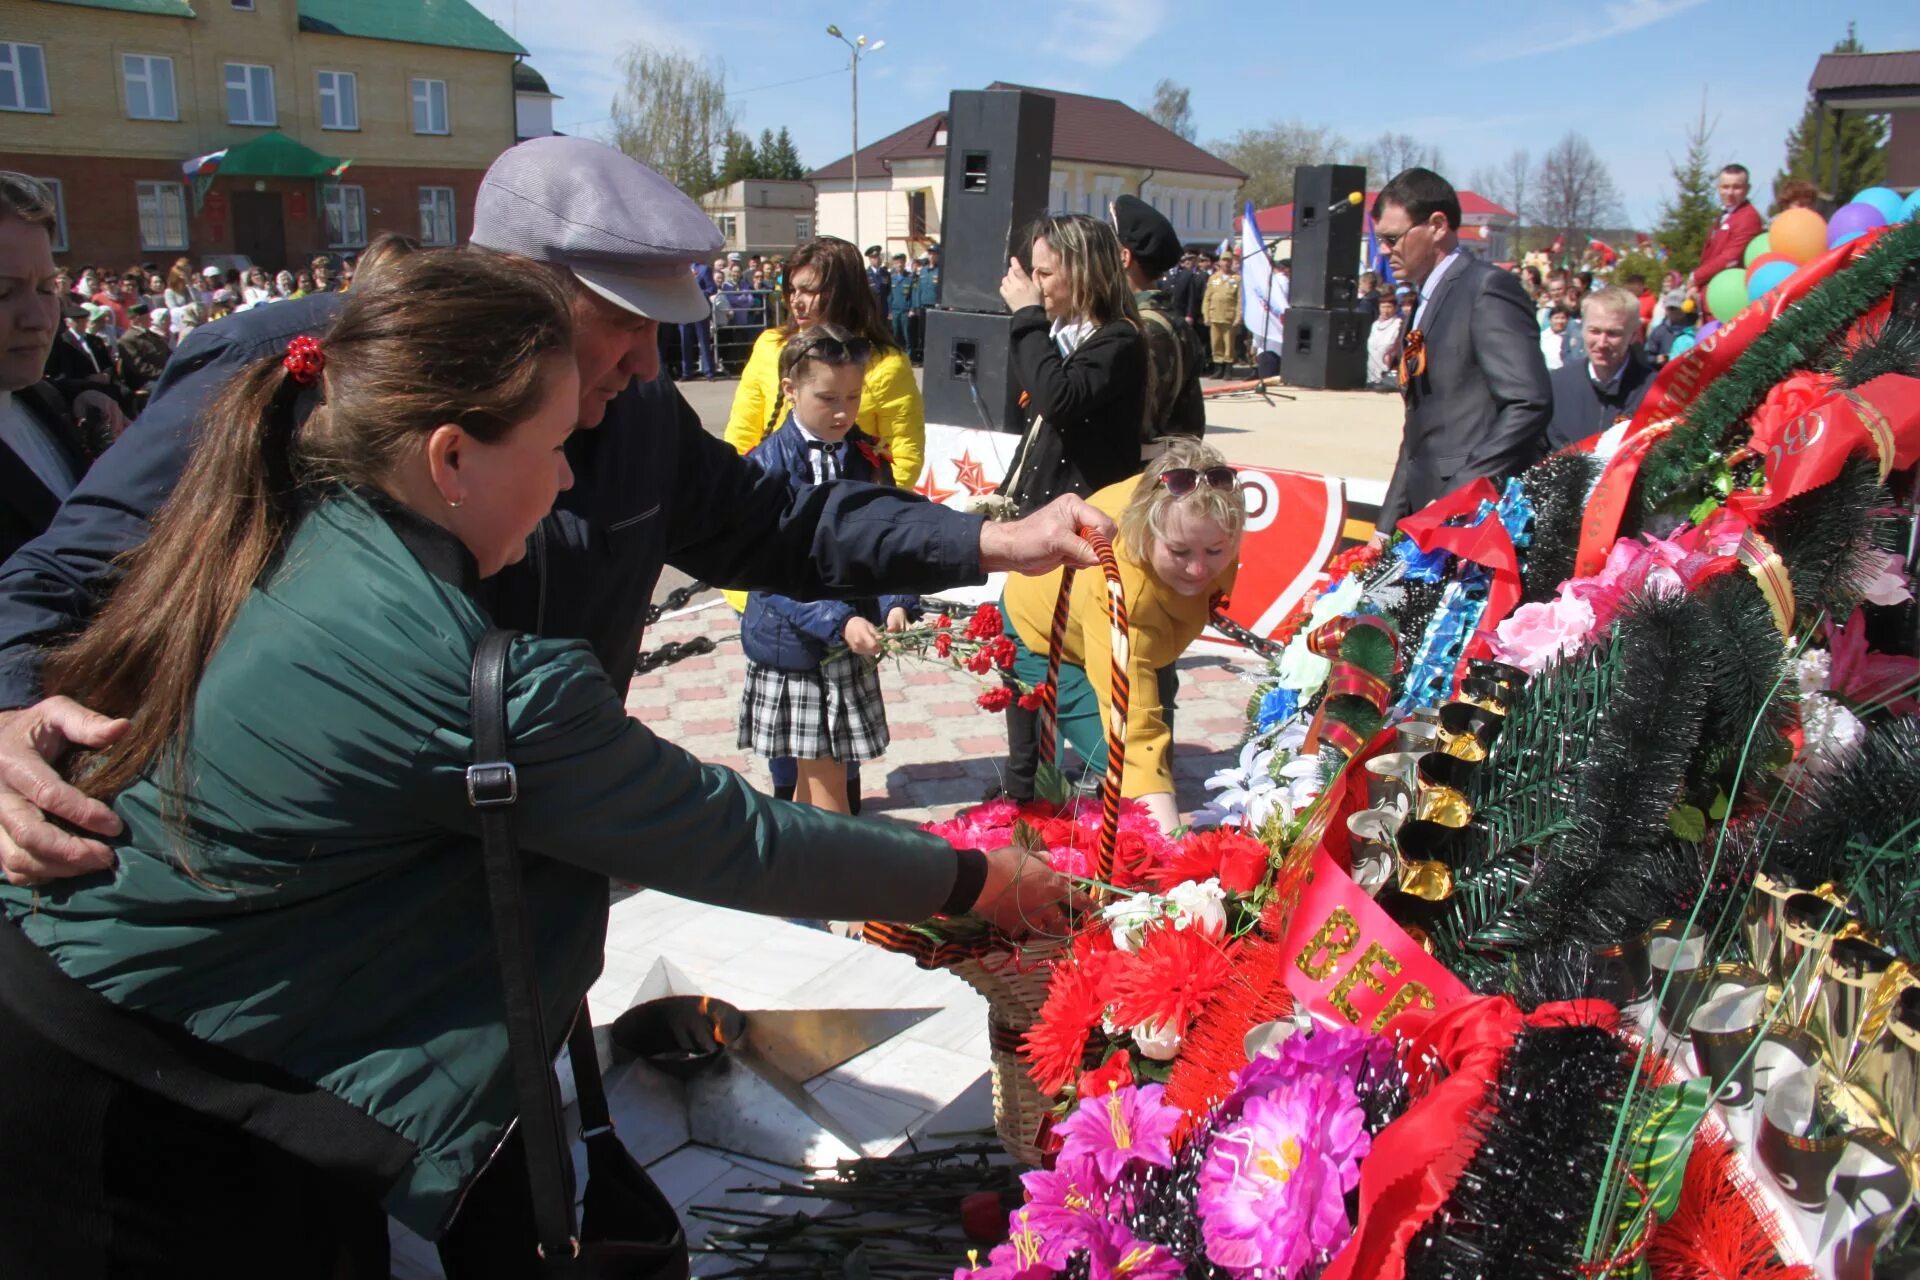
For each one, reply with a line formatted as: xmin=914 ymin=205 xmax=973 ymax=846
xmin=513 ymin=61 xmax=555 ymax=95
xmin=41 ymin=0 xmax=197 ymax=17
xmin=808 ymin=82 xmax=1246 ymax=183
xmin=1810 ymin=50 xmax=1920 ymax=93
xmin=297 ymin=0 xmax=527 ymax=56
xmin=1244 ymin=189 xmax=1517 ymax=234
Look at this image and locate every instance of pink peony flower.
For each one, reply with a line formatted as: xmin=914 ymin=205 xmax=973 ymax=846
xmin=1493 ymin=583 xmax=1597 ymax=673
xmin=1197 ymin=1075 xmax=1370 ymax=1278
xmin=1054 ymin=1082 xmax=1182 ymax=1185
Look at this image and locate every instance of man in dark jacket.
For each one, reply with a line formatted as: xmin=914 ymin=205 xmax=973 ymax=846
xmin=1373 ymin=168 xmax=1552 ymax=535
xmin=1111 ymin=194 xmax=1205 ymax=440
xmin=0 ymin=140 xmax=1110 ymax=891
xmin=865 ymin=244 xmax=890 ymax=311
xmin=114 ymin=300 xmax=171 ymax=401
xmin=1546 ymin=286 xmax=1655 ymax=449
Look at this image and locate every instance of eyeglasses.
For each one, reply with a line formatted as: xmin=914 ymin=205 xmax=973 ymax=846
xmin=1158 ymin=466 xmax=1238 ymax=497
xmin=1375 ymin=216 xmax=1436 ymax=251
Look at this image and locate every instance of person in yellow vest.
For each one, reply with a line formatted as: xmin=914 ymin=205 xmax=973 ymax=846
xmin=1201 ymin=253 xmax=1242 ymax=379
xmin=1000 ymin=439 xmax=1243 ymax=832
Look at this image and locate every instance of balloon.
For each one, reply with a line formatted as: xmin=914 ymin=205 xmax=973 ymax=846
xmin=1827 ymin=201 xmax=1887 ymax=248
xmin=1742 ymin=232 xmax=1772 ymax=267
xmin=1745 ymin=252 xmax=1798 ymax=282
xmin=1705 ymin=268 xmax=1750 ymax=322
xmin=1746 ymin=260 xmax=1795 ymax=301
xmin=1769 ymin=208 xmax=1828 ymax=263
xmin=1851 ymin=187 xmax=1905 ymax=223
xmin=1670 ymin=333 xmax=1697 ymax=356
xmin=1902 ymin=189 xmax=1920 ymax=224
xmin=1698 ymin=321 xmax=1721 ymax=341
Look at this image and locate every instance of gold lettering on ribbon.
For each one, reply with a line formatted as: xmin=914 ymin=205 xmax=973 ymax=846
xmin=1371 ymin=981 xmax=1437 ymax=1033
xmin=1295 ymin=907 xmax=1360 ymax=981
xmin=1329 ymin=942 xmax=1401 ymax=1024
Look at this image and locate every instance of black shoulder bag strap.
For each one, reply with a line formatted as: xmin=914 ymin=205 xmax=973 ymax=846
xmin=468 ymin=628 xmax=689 ymax=1278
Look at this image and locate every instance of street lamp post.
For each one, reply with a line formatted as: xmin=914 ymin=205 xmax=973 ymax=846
xmin=826 ymin=25 xmax=882 ymax=250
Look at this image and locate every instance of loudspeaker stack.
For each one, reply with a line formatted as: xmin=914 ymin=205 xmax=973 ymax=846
xmin=921 ymin=89 xmax=1057 ymax=434
xmin=1279 ymin=163 xmax=1368 ymax=390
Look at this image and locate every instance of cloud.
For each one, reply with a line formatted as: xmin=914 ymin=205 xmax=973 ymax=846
xmin=1472 ymin=0 xmax=1707 ymax=62
xmin=1040 ymin=0 xmax=1169 ymax=67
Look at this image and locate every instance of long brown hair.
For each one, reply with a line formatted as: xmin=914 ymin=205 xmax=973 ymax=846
xmin=166 ymin=256 xmax=193 ymax=296
xmin=43 ymin=250 xmax=574 ymax=801
xmin=777 ymin=236 xmax=897 ymax=351
xmin=1023 ymin=213 xmax=1138 ymax=330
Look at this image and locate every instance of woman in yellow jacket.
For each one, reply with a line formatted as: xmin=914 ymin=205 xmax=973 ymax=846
xmin=1000 ymin=439 xmax=1244 ymax=832
xmin=723 ymin=235 xmax=923 ymax=486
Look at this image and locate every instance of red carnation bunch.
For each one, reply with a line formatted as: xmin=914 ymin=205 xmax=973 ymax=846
xmin=831 ymin=602 xmax=1036 ymax=715
xmin=1150 ymin=828 xmax=1274 ymax=894
xmin=977 ymin=686 xmax=1014 ymax=713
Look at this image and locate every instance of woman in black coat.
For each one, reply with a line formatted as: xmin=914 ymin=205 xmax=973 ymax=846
xmin=998 ymin=213 xmax=1146 ymax=513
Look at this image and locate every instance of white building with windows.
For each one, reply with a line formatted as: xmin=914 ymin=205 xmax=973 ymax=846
xmin=697 ymin=178 xmax=815 ymax=258
xmin=809 ymin=82 xmax=1246 ymax=259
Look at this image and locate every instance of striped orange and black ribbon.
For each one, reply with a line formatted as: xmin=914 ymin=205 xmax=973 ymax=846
xmin=1040 ymin=526 xmax=1131 ymax=886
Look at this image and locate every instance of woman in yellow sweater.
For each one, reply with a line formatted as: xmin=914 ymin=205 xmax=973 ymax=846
xmin=723 ymin=235 xmax=923 ymax=486
xmin=1001 ymin=439 xmax=1244 ymax=832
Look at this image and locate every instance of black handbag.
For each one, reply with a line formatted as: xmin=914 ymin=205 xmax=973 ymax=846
xmin=468 ymin=628 xmax=691 ymax=1279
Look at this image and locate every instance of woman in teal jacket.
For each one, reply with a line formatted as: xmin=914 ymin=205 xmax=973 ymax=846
xmin=0 ymin=251 xmax=1069 ymax=1278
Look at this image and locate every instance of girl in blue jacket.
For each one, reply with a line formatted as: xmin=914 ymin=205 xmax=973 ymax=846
xmin=738 ymin=326 xmax=916 ymax=813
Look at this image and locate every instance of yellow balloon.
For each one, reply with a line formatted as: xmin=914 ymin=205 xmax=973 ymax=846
xmin=1769 ymin=208 xmax=1828 ymax=264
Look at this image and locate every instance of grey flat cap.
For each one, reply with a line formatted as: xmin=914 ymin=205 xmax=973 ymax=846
xmin=471 ymin=136 xmax=724 ymax=324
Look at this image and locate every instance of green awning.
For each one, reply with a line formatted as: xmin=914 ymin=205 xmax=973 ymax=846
xmin=213 ymin=131 xmax=350 ymax=179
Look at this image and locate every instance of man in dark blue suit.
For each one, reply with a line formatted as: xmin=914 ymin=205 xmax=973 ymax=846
xmin=1545 ymin=285 xmax=1655 ymax=449
xmin=1373 ymin=168 xmax=1552 ymax=535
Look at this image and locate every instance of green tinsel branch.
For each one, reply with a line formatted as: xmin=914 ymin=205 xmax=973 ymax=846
xmin=1637 ymin=218 xmax=1920 ymax=519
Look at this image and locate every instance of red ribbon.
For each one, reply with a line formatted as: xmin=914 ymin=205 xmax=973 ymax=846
xmin=1393 ymin=478 xmax=1522 ymax=673
xmin=1730 ymin=372 xmax=1920 ymax=521
xmin=1322 ymin=995 xmax=1621 ymax=1280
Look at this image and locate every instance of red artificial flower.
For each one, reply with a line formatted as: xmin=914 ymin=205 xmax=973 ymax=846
xmin=1828 ymin=608 xmax=1920 ymax=714
xmin=977 ymin=686 xmax=1015 ymax=713
xmin=1151 ymin=828 xmax=1274 ymax=895
xmin=1746 ymin=369 xmax=1839 ymax=460
xmin=1076 ymin=1049 xmax=1134 ymax=1100
xmin=1023 ymin=950 xmax=1113 ymax=1094
xmin=1107 ymin=924 xmax=1235 ymax=1036
xmin=965 ymin=602 xmax=1005 ymax=641
xmin=934 ymin=632 xmax=954 ymax=657
xmin=989 ymin=635 xmax=1018 ymax=670
xmin=1017 ymin=688 xmax=1046 ymax=711
xmin=965 ymin=650 xmax=993 ymax=675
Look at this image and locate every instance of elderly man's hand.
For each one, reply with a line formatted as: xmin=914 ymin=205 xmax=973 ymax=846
xmin=978 ymin=494 xmax=1116 ymax=576
xmin=0 ymin=697 xmax=128 ymax=885
xmin=971 ymin=845 xmax=1089 ymax=939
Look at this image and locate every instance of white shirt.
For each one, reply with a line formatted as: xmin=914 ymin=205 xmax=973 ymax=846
xmin=792 ymin=418 xmax=845 ymax=485
xmin=1540 ymin=327 xmax=1568 ymax=371
xmin=1366 ymin=317 xmax=1402 ymax=383
xmin=1050 ymin=317 xmax=1096 ymax=358
xmin=0 ymin=389 xmax=79 ymax=501
xmin=1409 ymin=249 xmax=1463 ymax=333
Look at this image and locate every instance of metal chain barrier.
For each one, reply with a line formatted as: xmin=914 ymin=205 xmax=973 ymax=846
xmin=632 ymin=581 xmax=716 ymax=675
xmin=1207 ymin=609 xmax=1286 ymax=658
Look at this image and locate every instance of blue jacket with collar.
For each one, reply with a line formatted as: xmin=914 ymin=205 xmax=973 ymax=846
xmin=741 ymin=422 xmax=918 ymax=671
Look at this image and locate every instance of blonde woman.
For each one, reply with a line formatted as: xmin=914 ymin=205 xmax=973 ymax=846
xmin=999 ymin=438 xmax=1244 ymax=832
xmin=998 ymin=213 xmax=1146 ymax=513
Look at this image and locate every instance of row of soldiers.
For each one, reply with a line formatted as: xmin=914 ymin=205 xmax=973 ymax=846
xmin=864 ymin=245 xmax=943 ymax=364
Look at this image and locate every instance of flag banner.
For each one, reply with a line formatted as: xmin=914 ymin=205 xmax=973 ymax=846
xmin=1240 ymin=201 xmax=1289 ymax=354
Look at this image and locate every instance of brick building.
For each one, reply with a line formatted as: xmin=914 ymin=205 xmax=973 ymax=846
xmin=0 ymin=0 xmax=526 ymax=272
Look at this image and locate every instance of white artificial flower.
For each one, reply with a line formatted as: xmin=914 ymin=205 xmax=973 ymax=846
xmin=1800 ymin=694 xmax=1866 ymax=776
xmin=1278 ymin=754 xmax=1325 ymax=810
xmin=1164 ymin=878 xmax=1228 ymax=937
xmin=1132 ymin=1018 xmax=1183 ymax=1060
xmin=1102 ymin=891 xmax=1164 ymax=953
xmin=1795 ymin=649 xmax=1832 ymax=698
xmin=1271 ymin=577 xmax=1366 ymax=694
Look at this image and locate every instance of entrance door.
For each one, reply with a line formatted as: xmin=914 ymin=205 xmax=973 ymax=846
xmin=231 ymin=191 xmax=286 ymax=273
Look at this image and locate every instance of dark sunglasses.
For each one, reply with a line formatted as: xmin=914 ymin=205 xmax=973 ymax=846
xmin=1158 ymin=466 xmax=1238 ymax=497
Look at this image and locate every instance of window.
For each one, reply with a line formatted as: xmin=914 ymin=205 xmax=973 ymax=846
xmin=121 ymin=53 xmax=176 ymax=120
xmin=418 ymin=186 xmax=456 ymax=246
xmin=410 ymin=77 xmax=448 ymax=135
xmin=323 ymin=184 xmax=367 ymax=248
xmin=793 ymin=216 xmax=811 ymax=242
xmin=224 ymin=62 xmax=275 ymax=125
xmin=0 ymin=43 xmax=49 ymax=113
xmin=231 ymin=0 xmax=255 ymax=8
xmin=35 ymin=177 xmax=66 ymax=252
xmin=135 ymin=181 xmax=188 ymax=250
xmin=714 ymin=213 xmax=738 ymax=242
xmin=317 ymin=69 xmax=357 ymax=130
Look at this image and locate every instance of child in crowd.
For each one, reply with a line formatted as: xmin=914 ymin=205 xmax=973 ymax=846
xmin=737 ymin=325 xmax=915 ymax=813
xmin=1540 ymin=305 xmax=1572 ymax=371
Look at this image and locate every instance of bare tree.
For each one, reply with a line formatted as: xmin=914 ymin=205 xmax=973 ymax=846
xmin=1147 ymin=79 xmax=1195 ymax=142
xmin=1210 ymin=120 xmax=1350 ymax=210
xmin=607 ymin=42 xmax=736 ymax=197
xmin=1364 ymin=131 xmax=1444 ymax=180
xmin=1470 ymin=148 xmax=1533 ymax=223
xmin=1532 ymin=133 xmax=1622 ymax=262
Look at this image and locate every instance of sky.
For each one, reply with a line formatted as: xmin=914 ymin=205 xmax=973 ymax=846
xmin=475 ymin=0 xmax=1920 ymax=228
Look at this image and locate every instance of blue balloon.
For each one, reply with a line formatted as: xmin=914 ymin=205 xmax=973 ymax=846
xmin=1747 ymin=260 xmax=1796 ymax=300
xmin=1828 ymin=201 xmax=1887 ymax=248
xmin=1903 ymin=189 xmax=1920 ymax=224
xmin=1669 ymin=333 xmax=1697 ymax=356
xmin=1851 ymin=186 xmax=1906 ymax=222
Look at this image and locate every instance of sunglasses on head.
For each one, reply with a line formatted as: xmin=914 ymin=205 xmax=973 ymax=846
xmin=1157 ymin=466 xmax=1238 ymax=497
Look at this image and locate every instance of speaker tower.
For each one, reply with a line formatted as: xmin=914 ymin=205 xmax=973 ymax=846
xmin=1287 ymin=163 xmax=1367 ymax=311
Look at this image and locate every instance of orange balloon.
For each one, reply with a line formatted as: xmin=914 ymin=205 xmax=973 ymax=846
xmin=1769 ymin=208 xmax=1828 ymax=264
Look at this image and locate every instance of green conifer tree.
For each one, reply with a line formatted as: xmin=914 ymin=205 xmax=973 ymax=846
xmin=1774 ymin=25 xmax=1889 ymax=206
xmin=1655 ymin=97 xmax=1719 ymax=276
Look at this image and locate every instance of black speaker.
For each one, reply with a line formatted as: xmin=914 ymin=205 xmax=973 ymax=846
xmin=1283 ymin=307 xmax=1368 ymax=390
xmin=1288 ymin=164 xmax=1367 ymax=311
xmin=921 ymin=309 xmax=1023 ymax=432
xmin=936 ymin=89 xmax=1057 ymax=314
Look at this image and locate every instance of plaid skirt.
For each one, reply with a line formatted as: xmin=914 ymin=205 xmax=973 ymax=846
xmin=738 ymin=653 xmax=890 ymax=762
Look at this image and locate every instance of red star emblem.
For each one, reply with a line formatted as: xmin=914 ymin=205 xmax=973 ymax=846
xmin=952 ymin=450 xmax=995 ymax=496
xmin=913 ymin=468 xmax=959 ymax=503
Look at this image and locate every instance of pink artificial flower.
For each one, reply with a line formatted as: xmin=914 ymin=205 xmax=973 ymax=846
xmin=1862 ymin=550 xmax=1915 ymax=608
xmin=1492 ymin=583 xmax=1597 ymax=674
xmin=1197 ymin=1075 xmax=1370 ymax=1278
xmin=1827 ymin=608 xmax=1920 ymax=715
xmin=923 ymin=814 xmax=1006 ymax=852
xmin=1054 ymin=1083 xmax=1182 ymax=1185
xmin=1082 ymin=1221 xmax=1186 ymax=1279
xmin=1018 ymin=1160 xmax=1110 ymax=1247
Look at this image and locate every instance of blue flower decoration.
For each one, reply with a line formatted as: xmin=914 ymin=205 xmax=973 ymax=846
xmin=1255 ymin=685 xmax=1299 ymax=732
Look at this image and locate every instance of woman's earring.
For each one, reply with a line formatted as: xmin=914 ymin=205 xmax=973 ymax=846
xmin=448 ymin=497 xmax=465 ymax=509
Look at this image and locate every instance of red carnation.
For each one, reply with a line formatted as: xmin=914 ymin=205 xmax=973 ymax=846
xmin=987 ymin=635 xmax=1017 ymax=670
xmin=1076 ymin=1049 xmax=1134 ymax=1100
xmin=1016 ymin=688 xmax=1046 ymax=711
xmin=977 ymin=686 xmax=1014 ymax=713
xmin=964 ymin=650 xmax=993 ymax=675
xmin=934 ymin=614 xmax=953 ymax=630
xmin=965 ymin=602 xmax=1004 ymax=640
xmin=1107 ymin=925 xmax=1234 ymax=1036
xmin=934 ymin=632 xmax=953 ymax=657
xmin=1151 ymin=828 xmax=1274 ymax=894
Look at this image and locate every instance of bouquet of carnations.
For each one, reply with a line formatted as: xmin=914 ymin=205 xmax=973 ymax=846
xmin=840 ymin=602 xmax=1049 ymax=713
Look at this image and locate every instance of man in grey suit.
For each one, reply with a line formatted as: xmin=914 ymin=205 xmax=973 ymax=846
xmin=1372 ymin=168 xmax=1552 ymax=536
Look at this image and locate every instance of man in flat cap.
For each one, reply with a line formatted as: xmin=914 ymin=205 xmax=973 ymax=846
xmin=0 ymin=134 xmax=1110 ymax=882
xmin=1111 ymin=194 xmax=1206 ymax=441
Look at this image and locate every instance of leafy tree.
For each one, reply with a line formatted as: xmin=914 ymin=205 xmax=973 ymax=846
xmin=1533 ymin=132 xmax=1622 ymax=268
xmin=1774 ymin=23 xmax=1888 ymax=205
xmin=608 ymin=42 xmax=735 ymax=197
xmin=1209 ymin=120 xmax=1349 ymax=210
xmin=1147 ymin=79 xmax=1195 ymax=142
xmin=1655 ymin=96 xmax=1718 ymax=276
